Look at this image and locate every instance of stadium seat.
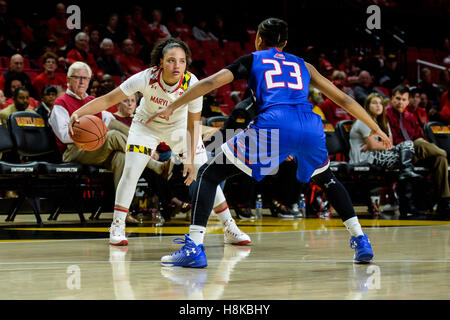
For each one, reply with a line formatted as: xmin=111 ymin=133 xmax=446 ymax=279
xmin=323 ymin=120 xmax=351 ymax=174
xmin=232 ymin=79 xmax=247 ymax=93
xmin=0 ymin=118 xmax=14 ymax=154
xmin=206 ymin=115 xmax=228 ymax=128
xmin=424 ymin=121 xmax=450 ymax=155
xmin=0 ymin=111 xmax=113 ymax=223
xmin=0 ymin=56 xmax=10 ymax=68
xmin=201 ymin=39 xmax=220 ymax=52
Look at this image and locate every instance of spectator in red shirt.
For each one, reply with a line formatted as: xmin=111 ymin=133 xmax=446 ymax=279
xmin=32 ymin=52 xmax=66 ymax=99
xmin=47 ymin=3 xmax=71 ymax=50
xmin=0 ymin=54 xmax=37 ymax=98
xmin=131 ymin=6 xmax=153 ymax=44
xmin=66 ymin=32 xmax=99 ymax=77
xmin=167 ymin=7 xmax=192 ymax=41
xmin=117 ymin=38 xmax=145 ymax=77
xmin=96 ymin=39 xmax=124 ymax=77
xmin=318 ymin=71 xmax=354 ymax=126
xmin=439 ymin=90 xmax=450 ymax=125
xmin=101 ymin=13 xmax=124 ymax=45
xmin=407 ymin=87 xmax=428 ymax=128
xmin=88 ymin=27 xmax=102 ymax=60
xmin=149 ymin=9 xmax=171 ymax=43
xmin=418 ymin=67 xmax=443 ymax=105
xmin=37 ymin=39 xmax=67 ymax=73
xmin=3 ymin=76 xmax=39 ymax=109
xmin=386 ymin=85 xmax=449 ymax=216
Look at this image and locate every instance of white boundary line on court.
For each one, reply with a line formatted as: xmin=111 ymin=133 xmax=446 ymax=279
xmin=0 ymin=223 xmax=448 ymax=244
xmin=0 ymin=259 xmax=449 ymax=266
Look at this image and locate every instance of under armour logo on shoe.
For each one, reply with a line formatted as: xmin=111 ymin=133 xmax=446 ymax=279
xmin=186 ymin=248 xmax=196 ymax=256
xmin=324 ymin=178 xmax=336 ymax=188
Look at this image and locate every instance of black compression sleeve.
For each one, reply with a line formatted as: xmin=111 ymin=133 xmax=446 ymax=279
xmin=224 ymin=54 xmax=253 ymax=80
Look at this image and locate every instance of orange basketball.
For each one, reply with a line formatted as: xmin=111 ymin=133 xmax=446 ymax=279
xmin=70 ymin=115 xmax=107 ymax=151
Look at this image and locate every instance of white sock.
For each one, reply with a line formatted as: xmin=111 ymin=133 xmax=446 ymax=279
xmin=214 ymin=205 xmax=233 ymax=225
xmin=189 ymin=225 xmax=206 ymax=245
xmin=113 ymin=206 xmax=128 ymax=224
xmin=343 ymin=216 xmax=364 ymax=237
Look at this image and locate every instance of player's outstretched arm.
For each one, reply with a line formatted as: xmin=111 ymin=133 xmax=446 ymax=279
xmin=69 ymin=87 xmax=128 ymax=135
xmin=184 ymin=111 xmax=202 ymax=186
xmin=146 ymin=69 xmax=234 ymax=124
xmin=306 ymin=62 xmax=392 ymax=150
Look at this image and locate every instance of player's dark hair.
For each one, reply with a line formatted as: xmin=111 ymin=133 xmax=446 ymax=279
xmin=257 ymin=18 xmax=288 ymax=48
xmin=150 ymin=38 xmax=191 ymax=67
xmin=392 ymin=84 xmax=410 ymax=97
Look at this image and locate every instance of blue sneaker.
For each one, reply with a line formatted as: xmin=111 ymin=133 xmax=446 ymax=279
xmin=350 ymin=233 xmax=374 ymax=264
xmin=161 ymin=234 xmax=208 ymax=268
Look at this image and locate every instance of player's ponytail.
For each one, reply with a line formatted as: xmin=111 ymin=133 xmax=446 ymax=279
xmin=150 ymin=38 xmax=192 ymax=67
xmin=257 ymin=18 xmax=288 ymax=48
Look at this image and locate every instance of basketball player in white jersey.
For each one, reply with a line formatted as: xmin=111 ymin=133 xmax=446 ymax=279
xmin=69 ymin=38 xmax=251 ymax=246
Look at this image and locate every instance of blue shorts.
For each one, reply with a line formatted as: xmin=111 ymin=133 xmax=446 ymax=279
xmin=221 ymin=105 xmax=329 ymax=182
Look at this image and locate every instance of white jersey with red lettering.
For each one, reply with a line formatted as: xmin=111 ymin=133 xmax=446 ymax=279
xmin=119 ymin=66 xmax=205 ymax=160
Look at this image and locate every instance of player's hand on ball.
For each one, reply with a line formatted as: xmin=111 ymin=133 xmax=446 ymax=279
xmin=183 ymin=163 xmax=195 ymax=186
xmin=146 ymin=106 xmax=174 ymax=125
xmin=69 ymin=113 xmax=80 ymax=136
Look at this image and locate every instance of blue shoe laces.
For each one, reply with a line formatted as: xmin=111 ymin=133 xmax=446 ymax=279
xmin=169 ymin=236 xmax=196 ymax=256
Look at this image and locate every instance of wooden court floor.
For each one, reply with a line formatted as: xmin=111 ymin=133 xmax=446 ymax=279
xmin=0 ymin=213 xmax=449 ymax=300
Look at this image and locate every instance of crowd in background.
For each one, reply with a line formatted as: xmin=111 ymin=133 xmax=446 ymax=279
xmin=0 ymin=1 xmax=449 ymax=219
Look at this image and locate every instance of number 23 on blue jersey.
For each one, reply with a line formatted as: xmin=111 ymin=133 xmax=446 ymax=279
xmin=262 ymin=59 xmax=303 ymax=90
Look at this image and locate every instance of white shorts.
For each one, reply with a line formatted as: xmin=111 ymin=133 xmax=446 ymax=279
xmin=127 ymin=120 xmax=207 ymax=167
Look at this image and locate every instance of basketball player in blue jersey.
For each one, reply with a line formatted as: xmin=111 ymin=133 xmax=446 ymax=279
xmin=149 ymin=18 xmax=392 ymax=267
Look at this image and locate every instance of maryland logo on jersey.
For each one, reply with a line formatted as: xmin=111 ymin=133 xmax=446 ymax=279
xmin=180 ymin=71 xmax=192 ymax=91
xmin=149 ymin=66 xmax=160 ymax=86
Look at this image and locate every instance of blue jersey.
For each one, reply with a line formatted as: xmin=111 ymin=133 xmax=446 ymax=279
xmin=248 ymin=47 xmax=312 ymax=112
xmin=223 ymin=48 xmax=329 ymax=182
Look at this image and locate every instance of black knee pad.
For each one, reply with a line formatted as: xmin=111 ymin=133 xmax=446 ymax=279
xmin=311 ymin=168 xmax=337 ymax=190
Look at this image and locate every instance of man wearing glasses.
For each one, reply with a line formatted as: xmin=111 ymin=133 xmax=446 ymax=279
xmin=49 ymin=61 xmax=170 ymax=190
xmin=48 ymin=61 xmax=127 ymax=189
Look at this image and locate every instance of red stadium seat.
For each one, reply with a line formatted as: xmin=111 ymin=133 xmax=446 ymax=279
xmin=192 ymin=45 xmax=212 ymax=61
xmin=232 ymin=79 xmax=247 ymax=93
xmin=112 ymin=75 xmax=122 ymax=86
xmin=215 ymin=83 xmax=232 ymax=97
xmin=223 ymin=41 xmax=242 ymax=56
xmin=186 ymin=38 xmax=200 ymax=51
xmin=201 ymin=39 xmax=220 ymax=52
xmin=375 ymin=86 xmax=390 ymax=97
xmin=243 ymin=41 xmax=254 ymax=54
xmin=23 ymin=58 xmax=31 ymax=69
xmin=26 ymin=71 xmax=39 ymax=81
xmin=206 ymin=56 xmax=226 ymax=70
xmin=0 ymin=56 xmax=10 ymax=68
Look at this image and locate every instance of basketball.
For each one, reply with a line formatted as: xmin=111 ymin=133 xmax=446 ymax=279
xmin=70 ymin=115 xmax=107 ymax=151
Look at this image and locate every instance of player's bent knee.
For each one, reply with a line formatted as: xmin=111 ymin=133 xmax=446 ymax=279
xmin=311 ymin=168 xmax=337 ymax=190
xmin=197 ymin=163 xmax=223 ymax=185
